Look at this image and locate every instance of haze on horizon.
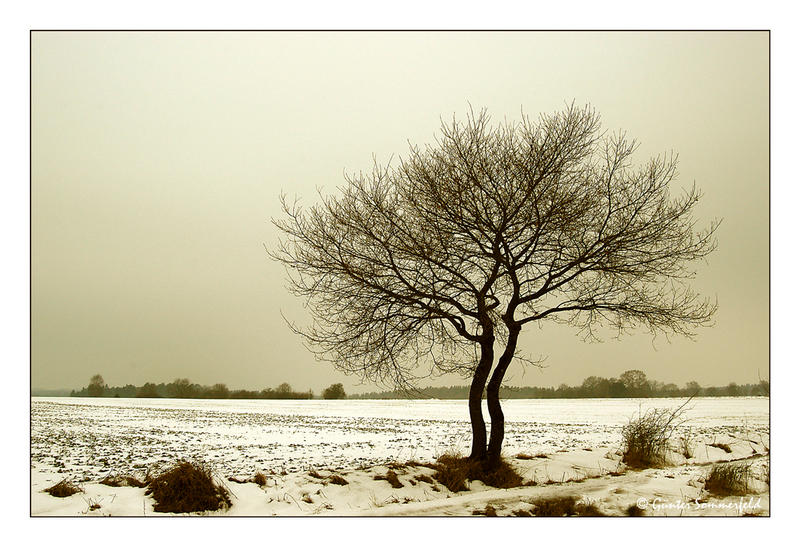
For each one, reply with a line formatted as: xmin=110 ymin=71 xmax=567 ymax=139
xmin=31 ymin=31 xmax=768 ymax=395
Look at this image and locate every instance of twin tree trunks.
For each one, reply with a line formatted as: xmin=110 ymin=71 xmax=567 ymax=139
xmin=468 ymin=321 xmax=521 ymax=465
xmin=272 ymin=104 xmax=718 ymax=471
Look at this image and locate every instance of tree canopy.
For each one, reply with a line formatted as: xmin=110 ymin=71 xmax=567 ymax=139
xmin=87 ymin=374 xmax=106 ymax=397
xmin=273 ymin=104 xmax=718 ymax=466
xmin=322 ymin=383 xmax=347 ymax=400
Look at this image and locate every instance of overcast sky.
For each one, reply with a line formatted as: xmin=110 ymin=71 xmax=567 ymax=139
xmin=31 ymin=31 xmax=768 ymax=394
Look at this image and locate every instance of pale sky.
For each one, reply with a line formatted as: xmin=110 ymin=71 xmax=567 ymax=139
xmin=31 ymin=31 xmax=768 ymax=394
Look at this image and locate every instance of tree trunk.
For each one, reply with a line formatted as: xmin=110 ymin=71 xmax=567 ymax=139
xmin=486 ymin=327 xmax=520 ymax=468
xmin=468 ymin=338 xmax=494 ymax=460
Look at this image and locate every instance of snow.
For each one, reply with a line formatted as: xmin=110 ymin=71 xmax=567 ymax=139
xmin=30 ymin=396 xmax=769 ymax=516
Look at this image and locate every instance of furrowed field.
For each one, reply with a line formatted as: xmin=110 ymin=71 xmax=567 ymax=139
xmin=31 ymin=397 xmax=768 ymax=481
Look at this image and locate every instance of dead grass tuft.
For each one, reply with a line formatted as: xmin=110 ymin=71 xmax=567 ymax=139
xmin=252 ymin=472 xmax=268 ymax=486
xmin=514 ymin=452 xmax=548 ymax=460
xmin=99 ymin=473 xmax=146 ymax=488
xmin=472 ymin=504 xmax=498 ymax=516
xmin=374 ymin=469 xmax=403 ymax=488
xmin=308 ymin=469 xmax=325 ymax=479
xmin=328 ymin=474 xmax=349 ymax=486
xmin=44 ymin=479 xmax=83 ymax=497
xmin=704 ymin=462 xmax=752 ymax=496
xmin=678 ymin=434 xmax=693 ymax=459
xmin=405 ymin=459 xmax=437 ymax=469
xmin=529 ymin=495 xmax=606 ymax=517
xmin=432 ymin=453 xmax=524 ymax=492
xmin=742 ymin=510 xmax=766 ymax=517
xmin=626 ymin=504 xmax=646 ymax=516
xmin=145 ymin=460 xmax=231 ymax=513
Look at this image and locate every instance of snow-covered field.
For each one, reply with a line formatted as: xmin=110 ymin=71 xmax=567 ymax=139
xmin=30 ymin=396 xmax=769 ymax=516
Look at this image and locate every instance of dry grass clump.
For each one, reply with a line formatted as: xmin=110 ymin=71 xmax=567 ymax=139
xmin=677 ymin=434 xmax=693 ymax=459
xmin=230 ymin=472 xmax=269 ymax=486
xmin=742 ymin=510 xmax=766 ymax=517
xmin=472 ymin=504 xmax=498 ymax=516
xmin=373 ymin=469 xmax=403 ymax=488
xmin=432 ymin=453 xmax=524 ymax=492
xmin=516 ymin=452 xmax=548 ymax=459
xmin=704 ymin=462 xmax=752 ymax=496
xmin=626 ymin=504 xmax=646 ymax=516
xmin=327 ymin=474 xmax=349 ymax=486
xmin=404 ymin=459 xmax=437 ymax=469
xmin=622 ymin=400 xmax=690 ymax=468
xmin=44 ymin=479 xmax=83 ymax=497
xmin=145 ymin=460 xmax=231 ymax=513
xmin=709 ymin=442 xmax=733 ymax=454
xmin=529 ymin=495 xmax=605 ymax=517
xmin=99 ymin=473 xmax=146 ymax=488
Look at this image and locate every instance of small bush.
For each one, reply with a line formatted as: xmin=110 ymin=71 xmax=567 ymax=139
xmin=328 ymin=474 xmax=349 ymax=486
xmin=374 ymin=470 xmax=403 ymax=488
xmin=252 ymin=472 xmax=267 ymax=486
xmin=705 ymin=462 xmax=752 ymax=496
xmin=99 ymin=473 xmax=146 ymax=488
xmin=414 ymin=474 xmax=434 ymax=484
xmin=308 ymin=469 xmax=324 ymax=479
xmin=622 ymin=400 xmax=690 ymax=468
xmin=529 ymin=496 xmax=605 ymax=517
xmin=44 ymin=479 xmax=83 ymax=497
xmin=432 ymin=454 xmax=524 ymax=492
xmin=145 ymin=461 xmax=231 ymax=513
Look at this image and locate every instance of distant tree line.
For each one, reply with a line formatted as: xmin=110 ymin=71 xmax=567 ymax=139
xmin=69 ymin=375 xmax=348 ymax=400
xmin=349 ymin=370 xmax=770 ymax=399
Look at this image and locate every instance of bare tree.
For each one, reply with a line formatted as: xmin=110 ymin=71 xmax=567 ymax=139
xmin=272 ymin=104 xmax=718 ymax=467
